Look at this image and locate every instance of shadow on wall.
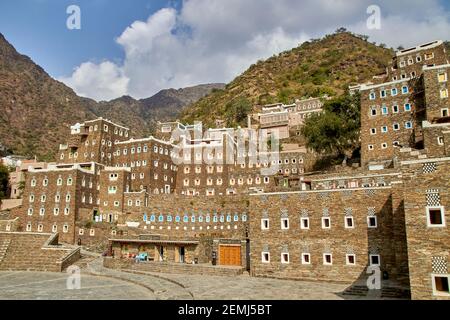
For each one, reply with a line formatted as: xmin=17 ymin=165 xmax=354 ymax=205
xmin=337 ymin=196 xmax=411 ymax=299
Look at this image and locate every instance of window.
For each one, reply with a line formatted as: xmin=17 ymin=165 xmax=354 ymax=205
xmin=437 ymin=137 xmax=444 ymax=146
xmin=370 ymin=107 xmax=377 ymax=116
xmin=322 ymin=217 xmax=331 ymax=229
xmin=31 ymin=179 xmax=36 ymax=187
xmin=281 ymin=253 xmax=290 ymax=264
xmin=27 ymin=208 xmax=33 ymax=216
xmin=264 ymin=177 xmax=270 ymax=184
xmin=281 ymin=218 xmax=289 ymax=230
xmin=381 ymin=106 xmax=388 ymax=115
xmin=391 ymin=88 xmax=398 ymax=96
xmin=404 ymin=103 xmax=411 ymax=111
xmin=302 ymin=253 xmax=311 ymax=265
xmin=427 ymin=207 xmax=446 ymax=227
xmin=368 ymin=145 xmax=374 ymax=151
xmin=300 ymin=217 xmax=309 ymax=230
xmin=367 ymin=216 xmax=378 ymax=228
xmin=405 ymin=121 xmax=413 ymax=129
xmin=54 ymin=208 xmax=60 ymax=216
xmin=393 ymin=123 xmax=400 ymax=131
xmin=43 ymin=178 xmax=48 ymax=186
xmin=438 ymin=72 xmax=448 ymax=83
xmin=323 ymin=254 xmax=333 ymax=265
xmin=63 ymin=225 xmax=69 ymax=233
xmin=442 ymin=109 xmax=449 ymax=117
xmin=37 ymin=224 xmax=43 ymax=232
xmin=52 ymin=225 xmax=57 ymax=233
xmin=381 ymin=126 xmax=388 ymax=133
xmin=26 ymin=224 xmax=32 ymax=232
xmin=57 ymin=177 xmax=62 ymax=186
xmin=381 ymin=143 xmax=388 ymax=150
xmin=346 ymin=254 xmax=356 ymax=265
xmin=369 ymin=254 xmax=380 ymax=266
xmin=67 ymin=178 xmax=73 ymax=186
xmin=262 ymin=252 xmax=270 ymax=263
xmin=392 ymin=105 xmax=399 ymax=113
xmin=380 ymin=90 xmax=386 ymax=98
xmin=440 ymin=88 xmax=449 ymax=99
xmin=370 ymin=128 xmax=377 ymax=135
xmin=402 ymin=86 xmax=409 ymax=94
xmin=90 ymin=229 xmax=95 ymax=236
xmin=425 ymin=52 xmax=434 ymax=60
xmin=39 ymin=208 xmax=45 ymax=216
xmin=369 ymin=92 xmax=376 ymax=100
xmin=416 ymin=56 xmax=422 ymax=62
xmin=64 ymin=208 xmax=70 ymax=215
xmin=432 ymin=275 xmax=450 ymax=296
xmin=261 ymin=219 xmax=269 ymax=230
xmin=345 ymin=216 xmax=354 ymax=229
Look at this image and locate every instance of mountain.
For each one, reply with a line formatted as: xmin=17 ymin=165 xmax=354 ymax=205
xmin=180 ymin=32 xmax=394 ymax=127
xmin=0 ymin=33 xmax=223 ymax=161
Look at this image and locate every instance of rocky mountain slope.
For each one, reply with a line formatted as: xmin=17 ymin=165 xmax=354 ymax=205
xmin=180 ymin=32 xmax=394 ymax=127
xmin=0 ymin=33 xmax=223 ymax=160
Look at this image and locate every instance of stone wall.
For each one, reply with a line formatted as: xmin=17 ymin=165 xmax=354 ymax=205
xmin=401 ymin=158 xmax=450 ymax=300
xmin=248 ymin=187 xmax=409 ymax=284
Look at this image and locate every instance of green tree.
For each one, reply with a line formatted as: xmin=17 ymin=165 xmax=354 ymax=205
xmin=225 ymin=97 xmax=252 ymax=127
xmin=301 ymin=92 xmax=361 ymax=159
xmin=0 ymin=164 xmax=10 ymax=201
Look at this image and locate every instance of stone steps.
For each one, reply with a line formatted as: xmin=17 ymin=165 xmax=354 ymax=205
xmin=342 ymin=285 xmax=369 ymax=296
xmin=0 ymin=239 xmax=11 ymax=263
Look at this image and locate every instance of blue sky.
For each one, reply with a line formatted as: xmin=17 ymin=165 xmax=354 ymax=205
xmin=1 ymin=0 xmax=450 ymax=101
xmin=0 ymin=0 xmax=177 ymax=77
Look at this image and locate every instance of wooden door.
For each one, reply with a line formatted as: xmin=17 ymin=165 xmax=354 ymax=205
xmin=219 ymin=245 xmax=241 ymax=266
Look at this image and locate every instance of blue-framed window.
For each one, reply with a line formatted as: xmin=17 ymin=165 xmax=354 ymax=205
xmin=233 ymin=214 xmax=239 ymax=222
xmin=143 ymin=214 xmax=148 ymax=222
xmin=213 ymin=215 xmax=218 ymax=223
xmin=381 ymin=126 xmax=388 ymax=133
xmin=381 ymin=106 xmax=388 ymax=115
xmin=402 ymin=86 xmax=409 ymax=94
xmin=167 ymin=215 xmax=173 ymax=222
xmin=226 ymin=215 xmax=232 ymax=222
xmin=150 ymin=215 xmax=156 ymax=222
xmin=206 ymin=215 xmax=211 ymax=223
xmin=220 ymin=215 xmax=225 ymax=223
xmin=369 ymin=92 xmax=376 ymax=100
xmin=242 ymin=214 xmax=248 ymax=222
xmin=391 ymin=88 xmax=398 ymax=96
xmin=158 ymin=215 xmax=164 ymax=222
xmin=191 ymin=216 xmax=196 ymax=223
xmin=183 ymin=216 xmax=189 ymax=223
xmin=175 ymin=216 xmax=181 ymax=223
xmin=404 ymin=103 xmax=411 ymax=112
xmin=405 ymin=121 xmax=413 ymax=129
xmin=199 ymin=216 xmax=204 ymax=223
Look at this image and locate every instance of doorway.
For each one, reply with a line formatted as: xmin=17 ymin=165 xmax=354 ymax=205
xmin=159 ymin=246 xmax=164 ymax=262
xmin=179 ymin=247 xmax=185 ymax=263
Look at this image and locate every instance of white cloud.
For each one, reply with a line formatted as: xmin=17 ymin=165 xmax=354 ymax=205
xmin=60 ymin=0 xmax=450 ymax=101
xmin=58 ymin=61 xmax=129 ymax=101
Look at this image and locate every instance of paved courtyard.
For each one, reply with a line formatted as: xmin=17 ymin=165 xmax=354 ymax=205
xmin=0 ymin=257 xmax=395 ymax=300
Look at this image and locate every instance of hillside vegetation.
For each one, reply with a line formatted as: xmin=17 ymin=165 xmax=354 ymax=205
xmin=181 ymin=32 xmax=394 ymax=127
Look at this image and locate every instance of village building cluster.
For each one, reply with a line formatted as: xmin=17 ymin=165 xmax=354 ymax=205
xmin=0 ymin=40 xmax=449 ymax=300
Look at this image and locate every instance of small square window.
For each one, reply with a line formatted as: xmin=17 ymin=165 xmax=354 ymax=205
xmin=300 ymin=217 xmax=309 ymax=230
xmin=402 ymin=86 xmax=409 ymax=94
xmin=346 ymin=254 xmax=356 ymax=265
xmin=381 ymin=106 xmax=388 ymax=115
xmin=392 ymin=105 xmax=399 ymax=113
xmin=323 ymin=254 xmax=333 ymax=265
xmin=442 ymin=109 xmax=449 ymax=117
xmin=370 ymin=254 xmax=380 ymax=266
xmin=370 ymin=128 xmax=377 ymax=135
xmin=440 ymin=89 xmax=449 ymax=99
xmin=393 ymin=123 xmax=400 ymax=131
xmin=369 ymin=92 xmax=376 ymax=100
xmin=281 ymin=218 xmax=289 ymax=230
xmin=381 ymin=143 xmax=388 ymax=150
xmin=404 ymin=103 xmax=411 ymax=111
xmin=281 ymin=253 xmax=290 ymax=264
xmin=370 ymin=107 xmax=377 ymax=116
xmin=262 ymin=252 xmax=270 ymax=263
xmin=432 ymin=275 xmax=450 ymax=296
xmin=427 ymin=207 xmax=445 ymax=227
xmin=368 ymin=145 xmax=374 ymax=151
xmin=405 ymin=121 xmax=413 ymax=129
xmin=302 ymin=253 xmax=311 ymax=265
xmin=438 ymin=73 xmax=447 ymax=83
xmin=345 ymin=217 xmax=354 ymax=229
xmin=381 ymin=126 xmax=388 ymax=133
xmin=322 ymin=217 xmax=331 ymax=229
xmin=367 ymin=216 xmax=378 ymax=228
xmin=391 ymin=88 xmax=398 ymax=96
xmin=261 ymin=219 xmax=270 ymax=230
